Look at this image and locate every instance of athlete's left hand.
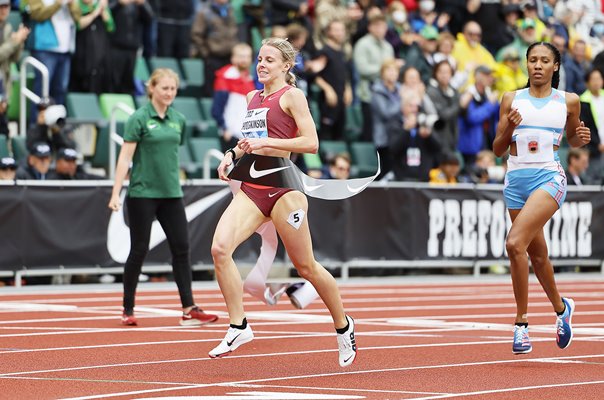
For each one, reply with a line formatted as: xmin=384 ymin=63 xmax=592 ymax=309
xmin=237 ymin=137 xmax=265 ymax=153
xmin=576 ymin=121 xmax=591 ymax=145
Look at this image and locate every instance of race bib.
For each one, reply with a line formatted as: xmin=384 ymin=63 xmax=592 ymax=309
xmin=241 ymin=108 xmax=269 ymax=138
xmin=516 ymin=130 xmax=554 ymax=163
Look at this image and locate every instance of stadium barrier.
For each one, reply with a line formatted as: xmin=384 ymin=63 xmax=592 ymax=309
xmin=1 ymin=181 xmax=603 ymax=285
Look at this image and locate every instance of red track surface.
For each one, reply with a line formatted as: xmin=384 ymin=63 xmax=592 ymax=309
xmin=1 ymin=277 xmax=603 ymax=399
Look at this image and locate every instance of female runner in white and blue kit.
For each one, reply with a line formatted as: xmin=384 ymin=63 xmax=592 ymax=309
xmin=493 ymin=42 xmax=591 ymax=354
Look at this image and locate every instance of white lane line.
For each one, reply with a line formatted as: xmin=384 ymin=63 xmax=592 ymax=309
xmin=0 ymin=303 xmax=78 ymax=312
xmin=410 ymin=380 xmax=604 ymax=399
xmin=0 ymin=375 xmax=194 ymax=386
xmin=55 ymin=353 xmax=604 ymax=400
xmin=230 ymin=383 xmax=449 ymax=396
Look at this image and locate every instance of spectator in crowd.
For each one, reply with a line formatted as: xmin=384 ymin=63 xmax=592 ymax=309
xmin=314 ymin=19 xmax=353 ymax=142
xmin=350 ymin=0 xmax=382 ymax=45
xmin=426 ymin=60 xmax=460 ymax=154
xmin=568 ymin=39 xmax=592 ymax=90
xmin=408 ymin=0 xmax=441 ymax=34
xmin=452 ymin=21 xmax=497 ymax=89
xmin=371 ymin=58 xmax=401 ymax=178
xmin=435 ymin=0 xmax=480 ymax=36
xmin=286 ymin=23 xmax=315 ymax=96
xmin=313 ymin=0 xmax=362 ymax=54
xmin=551 ymin=32 xmax=572 ymax=92
xmin=518 ymin=1 xmax=546 ymax=41
xmin=0 ymin=0 xmax=29 ymax=135
xmin=69 ymin=0 xmax=114 ymax=94
xmin=494 ymin=47 xmax=527 ymax=94
xmin=462 ymin=149 xmax=501 ymax=184
xmin=156 ymin=0 xmax=192 ymax=59
xmin=458 ymin=65 xmax=500 ymax=168
xmin=26 ymin=97 xmax=75 ymax=153
xmin=25 ymin=0 xmax=81 ymax=114
xmin=400 ymin=66 xmax=437 ymax=119
xmin=15 ymin=141 xmax=52 ymax=180
xmin=268 ymin=0 xmax=309 ymax=28
xmin=497 ymin=17 xmax=537 ymax=75
xmin=429 ymin=151 xmax=460 ymax=184
xmin=384 ymin=0 xmax=413 ymax=58
xmin=0 ymin=156 xmax=17 ymax=181
xmin=565 ymin=147 xmax=590 ymax=186
xmin=579 ymin=68 xmax=604 ymax=184
xmin=433 ymin=31 xmax=468 ymax=89
xmin=211 ymin=43 xmax=255 ymax=152
xmin=497 ymin=3 xmax=522 ymax=52
xmin=387 ymin=91 xmax=442 ymax=182
xmin=47 ymin=147 xmax=103 ymax=179
xmin=404 ymin=24 xmax=438 ymax=84
xmin=321 ymin=152 xmax=352 ymax=180
xmin=108 ymin=0 xmax=152 ymax=94
xmin=353 ymin=12 xmax=396 ymax=142
xmin=191 ymin=0 xmax=238 ymax=97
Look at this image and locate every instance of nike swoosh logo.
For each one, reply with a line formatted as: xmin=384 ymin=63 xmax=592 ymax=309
xmin=226 ymin=333 xmax=242 ymax=347
xmin=346 ymin=181 xmax=371 ymax=194
xmin=302 ymin=182 xmax=324 ymax=192
xmin=254 ymin=110 xmax=263 ymax=115
xmin=249 ymin=161 xmax=290 ymax=179
xmin=107 ymin=188 xmax=231 ymax=263
xmin=268 ymin=192 xmax=280 ymax=198
xmin=343 ymin=354 xmax=354 ymax=363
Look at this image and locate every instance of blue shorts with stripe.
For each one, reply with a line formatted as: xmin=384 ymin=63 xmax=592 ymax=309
xmin=503 ymin=157 xmax=567 ymax=210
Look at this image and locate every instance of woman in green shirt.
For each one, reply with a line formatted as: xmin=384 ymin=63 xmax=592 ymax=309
xmin=108 ymin=68 xmax=218 ymax=327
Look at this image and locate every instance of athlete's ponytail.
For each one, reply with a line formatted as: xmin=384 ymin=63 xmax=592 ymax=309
xmin=525 ymin=42 xmax=561 ymax=89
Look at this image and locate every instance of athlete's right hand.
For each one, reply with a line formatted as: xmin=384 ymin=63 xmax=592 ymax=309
xmin=217 ymin=154 xmax=233 ymax=181
xmin=108 ymin=194 xmax=121 ymax=212
xmin=506 ymin=108 xmax=522 ymax=127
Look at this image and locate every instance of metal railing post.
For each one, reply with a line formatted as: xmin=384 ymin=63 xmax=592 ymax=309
xmin=202 ymin=149 xmax=225 ymax=180
xmin=108 ymin=103 xmax=134 ymax=179
xmin=19 ymin=57 xmax=50 ymax=137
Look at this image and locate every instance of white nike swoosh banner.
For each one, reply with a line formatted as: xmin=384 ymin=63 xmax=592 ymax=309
xmin=229 ymin=153 xmax=380 ymax=200
xmin=107 ymin=188 xmax=231 ymax=263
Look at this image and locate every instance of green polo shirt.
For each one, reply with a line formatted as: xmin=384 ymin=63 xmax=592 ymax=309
xmin=124 ymin=102 xmax=186 ymax=198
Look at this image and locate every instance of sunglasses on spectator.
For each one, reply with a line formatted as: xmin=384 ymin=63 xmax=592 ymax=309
xmin=467 ymin=31 xmax=482 ymax=37
xmin=0 ymin=166 xmax=17 ymax=171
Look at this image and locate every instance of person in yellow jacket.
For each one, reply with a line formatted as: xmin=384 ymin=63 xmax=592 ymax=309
xmin=494 ymin=48 xmax=528 ymax=94
xmin=451 ymin=21 xmax=497 ymax=90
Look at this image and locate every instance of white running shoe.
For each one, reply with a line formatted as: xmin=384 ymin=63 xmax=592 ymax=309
xmin=209 ymin=324 xmax=254 ymax=358
xmin=337 ymin=315 xmax=357 ymax=367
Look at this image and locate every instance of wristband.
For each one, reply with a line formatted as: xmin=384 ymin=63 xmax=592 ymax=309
xmin=225 ymin=148 xmax=236 ymax=160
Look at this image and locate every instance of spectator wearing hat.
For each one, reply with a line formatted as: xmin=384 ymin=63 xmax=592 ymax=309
xmin=494 ymin=47 xmax=528 ymax=94
xmin=517 ymin=1 xmax=547 ymax=41
xmin=451 ymin=21 xmax=497 ymax=90
xmin=0 ymin=156 xmax=17 ymax=181
xmin=48 ymin=147 xmax=103 ymax=179
xmin=16 ymin=142 xmax=52 ymax=180
xmin=26 ymin=97 xmax=75 ymax=153
xmin=496 ymin=17 xmax=537 ymax=75
xmin=458 ymin=65 xmax=500 ymax=168
xmin=404 ymin=24 xmax=439 ymax=84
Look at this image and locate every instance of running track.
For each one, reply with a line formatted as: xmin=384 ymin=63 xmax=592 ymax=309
xmin=1 ymin=275 xmax=603 ymax=399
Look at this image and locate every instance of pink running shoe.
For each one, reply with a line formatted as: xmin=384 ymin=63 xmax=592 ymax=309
xmin=180 ymin=307 xmax=218 ymax=326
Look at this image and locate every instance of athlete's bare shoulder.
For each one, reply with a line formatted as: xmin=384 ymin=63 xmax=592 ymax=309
xmin=564 ymin=91 xmax=579 ymax=107
xmin=246 ymin=90 xmax=259 ymax=104
xmin=281 ymin=86 xmax=306 ymax=108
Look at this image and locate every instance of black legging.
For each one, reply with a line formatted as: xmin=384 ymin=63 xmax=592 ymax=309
xmin=122 ymin=197 xmax=194 ymax=312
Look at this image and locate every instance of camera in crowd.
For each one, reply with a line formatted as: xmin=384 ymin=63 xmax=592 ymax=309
xmin=37 ymin=97 xmax=66 ymax=128
xmin=417 ymin=112 xmax=444 ymax=131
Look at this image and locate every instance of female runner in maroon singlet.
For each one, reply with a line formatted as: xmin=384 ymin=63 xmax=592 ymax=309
xmin=209 ymin=38 xmax=357 ymax=367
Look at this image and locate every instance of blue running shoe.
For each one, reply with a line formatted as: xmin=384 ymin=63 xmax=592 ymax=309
xmin=512 ymin=325 xmax=532 ymax=354
xmin=556 ymin=297 xmax=575 ymax=349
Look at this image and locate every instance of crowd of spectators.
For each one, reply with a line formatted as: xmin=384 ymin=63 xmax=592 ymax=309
xmin=1 ymin=0 xmax=603 ymax=184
